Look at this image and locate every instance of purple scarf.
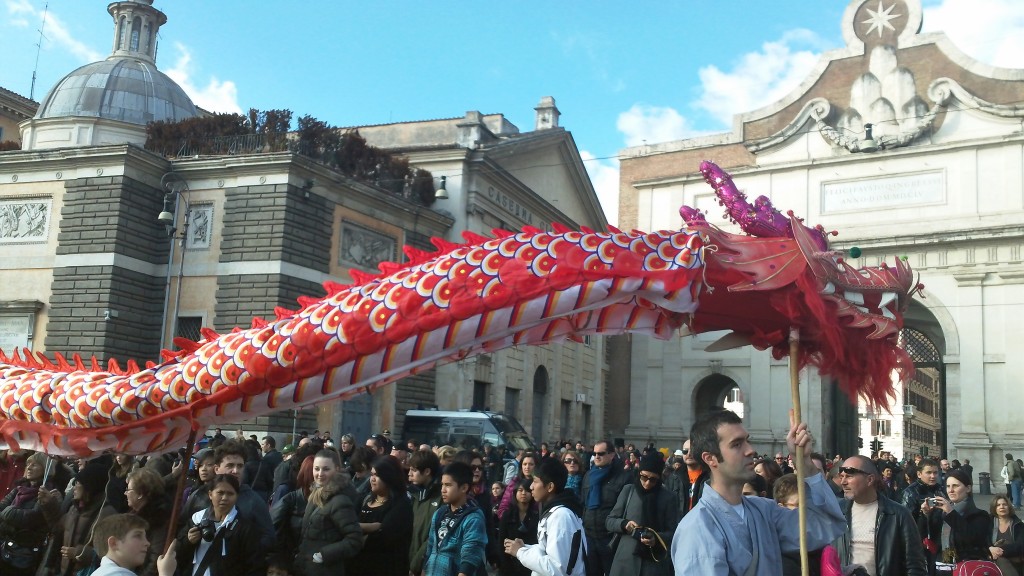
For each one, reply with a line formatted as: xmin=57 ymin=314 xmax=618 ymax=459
xmin=12 ymin=484 xmax=38 ymax=507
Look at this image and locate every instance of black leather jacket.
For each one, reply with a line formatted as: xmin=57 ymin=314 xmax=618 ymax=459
xmin=900 ymin=480 xmax=945 ymax=540
xmin=836 ymin=494 xmax=928 ymax=576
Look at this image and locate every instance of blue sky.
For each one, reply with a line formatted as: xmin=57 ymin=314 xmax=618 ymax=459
xmin=3 ymin=0 xmax=1024 ymax=225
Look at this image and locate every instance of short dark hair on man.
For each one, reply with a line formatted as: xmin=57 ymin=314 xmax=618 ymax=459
xmin=919 ymin=458 xmax=940 ymax=470
xmin=262 ymin=436 xmax=276 ymax=449
xmin=349 ymin=445 xmax=377 ymax=474
xmin=690 ymin=409 xmax=743 ymax=463
xmin=443 ymin=461 xmax=474 ymax=488
xmin=93 ymin=513 xmax=149 ymax=557
xmin=534 ymin=458 xmax=568 ymax=492
xmin=409 ymin=449 xmax=441 ymax=478
xmin=1007 ymin=453 xmax=1015 ymax=461
xmin=214 ymin=440 xmax=246 ymax=465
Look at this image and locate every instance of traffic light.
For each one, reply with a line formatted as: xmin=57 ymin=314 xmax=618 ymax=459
xmin=870 ymin=438 xmax=883 ymax=453
xmin=858 ymin=436 xmax=863 ymax=449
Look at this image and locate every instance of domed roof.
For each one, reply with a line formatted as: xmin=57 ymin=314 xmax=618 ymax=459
xmin=34 ymin=57 xmax=197 ymax=125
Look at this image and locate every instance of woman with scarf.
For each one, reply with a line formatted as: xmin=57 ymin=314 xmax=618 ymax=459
xmin=0 ymin=451 xmax=60 ymax=575
xmin=177 ymin=473 xmax=266 ymax=576
xmin=456 ymin=450 xmax=503 ymax=568
xmin=989 ymin=495 xmax=1024 ymax=576
xmin=561 ymin=451 xmax=584 ymax=500
xmin=923 ymin=468 xmax=991 ymax=563
xmin=604 ymin=452 xmax=680 ymax=576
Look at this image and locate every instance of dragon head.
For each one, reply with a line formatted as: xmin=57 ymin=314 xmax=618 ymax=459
xmin=681 ymin=161 xmax=920 ymax=407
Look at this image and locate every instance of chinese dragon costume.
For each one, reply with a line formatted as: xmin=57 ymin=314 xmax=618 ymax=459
xmin=0 ymin=162 xmax=920 ymax=457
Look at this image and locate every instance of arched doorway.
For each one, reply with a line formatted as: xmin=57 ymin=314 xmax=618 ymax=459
xmin=532 ymin=366 xmax=548 ymax=442
xmin=693 ymin=373 xmax=744 ymax=422
xmin=900 ymin=327 xmax=945 ymax=457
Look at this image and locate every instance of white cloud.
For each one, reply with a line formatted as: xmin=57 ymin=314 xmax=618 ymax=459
xmin=163 ymin=42 xmax=242 ymax=114
xmin=6 ymin=0 xmax=102 ymax=63
xmin=581 ymin=151 xmax=621 ymax=228
xmin=694 ymin=29 xmax=823 ymax=127
xmin=5 ymin=0 xmax=32 ymax=15
xmin=923 ymin=0 xmax=1024 ymax=68
xmin=616 ymin=104 xmax=698 ymax=147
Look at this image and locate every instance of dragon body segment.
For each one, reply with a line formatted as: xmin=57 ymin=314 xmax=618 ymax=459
xmin=0 ymin=227 xmax=705 ymax=456
xmin=0 ymin=161 xmax=917 ymax=457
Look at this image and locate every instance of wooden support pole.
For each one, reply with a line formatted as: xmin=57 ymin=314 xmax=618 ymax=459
xmin=789 ymin=327 xmax=809 ymax=576
xmin=165 ymin=428 xmax=199 ymax=553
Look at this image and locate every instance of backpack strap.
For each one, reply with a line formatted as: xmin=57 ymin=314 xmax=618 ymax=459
xmin=566 ymin=528 xmax=583 ymax=575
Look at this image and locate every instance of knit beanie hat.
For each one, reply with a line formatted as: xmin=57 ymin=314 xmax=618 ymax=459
xmin=75 ymin=461 xmax=109 ymax=495
xmin=638 ymin=452 xmax=664 ymax=475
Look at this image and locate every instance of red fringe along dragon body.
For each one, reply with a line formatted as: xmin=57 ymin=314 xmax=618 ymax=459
xmin=0 ymin=161 xmax=919 ymax=457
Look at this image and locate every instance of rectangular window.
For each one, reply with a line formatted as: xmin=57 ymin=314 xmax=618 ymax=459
xmin=176 ymin=316 xmax=203 ymax=342
xmin=473 ymin=380 xmax=489 ymax=411
xmin=504 ymin=388 xmax=520 ymax=419
xmin=871 ymin=419 xmax=891 ymax=437
xmin=561 ymin=400 xmax=571 ymax=439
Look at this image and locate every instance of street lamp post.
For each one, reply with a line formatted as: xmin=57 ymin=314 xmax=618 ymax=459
xmin=158 ymin=173 xmax=191 ymax=355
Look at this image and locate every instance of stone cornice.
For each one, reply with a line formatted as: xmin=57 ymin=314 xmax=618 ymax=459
xmin=0 ymin=143 xmax=169 ymax=182
xmin=952 ymin=272 xmax=987 ymax=287
xmin=165 ymin=153 xmax=454 ymax=234
xmin=628 ymin=130 xmax=1024 ymax=189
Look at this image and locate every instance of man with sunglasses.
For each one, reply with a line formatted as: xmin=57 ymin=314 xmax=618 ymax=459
xmin=832 ymin=455 xmax=927 ymax=576
xmin=581 ymin=439 xmax=630 ymax=574
xmin=680 ymin=439 xmax=711 ymax=516
xmin=670 ymin=410 xmax=845 ymax=575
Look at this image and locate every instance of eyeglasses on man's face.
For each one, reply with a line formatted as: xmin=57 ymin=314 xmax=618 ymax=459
xmin=838 ymin=466 xmax=869 ymax=476
xmin=638 ymin=473 xmax=660 ymax=484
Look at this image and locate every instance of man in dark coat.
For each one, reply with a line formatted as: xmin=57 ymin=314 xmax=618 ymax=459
xmin=679 ymin=439 xmax=710 ymax=516
xmin=581 ymin=439 xmax=630 ymax=574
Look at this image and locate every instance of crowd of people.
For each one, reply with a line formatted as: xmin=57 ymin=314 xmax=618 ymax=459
xmin=0 ymin=422 xmax=1020 ymax=576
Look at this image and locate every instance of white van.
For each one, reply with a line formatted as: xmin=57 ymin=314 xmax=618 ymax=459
xmin=402 ymin=409 xmax=536 ymax=454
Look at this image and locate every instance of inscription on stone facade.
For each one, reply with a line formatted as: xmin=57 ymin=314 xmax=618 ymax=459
xmin=821 ymin=171 xmax=944 ymax=213
xmin=0 ymin=315 xmax=31 ymax=351
xmin=340 ymin=220 xmax=397 ymax=270
xmin=487 ymin=186 xmax=534 ymax=224
xmin=0 ymin=198 xmax=50 ymax=243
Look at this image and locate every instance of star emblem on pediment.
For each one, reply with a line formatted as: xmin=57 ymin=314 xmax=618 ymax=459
xmin=862 ymin=1 xmax=901 ymax=38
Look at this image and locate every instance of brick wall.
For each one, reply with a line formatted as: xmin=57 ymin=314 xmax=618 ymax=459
xmin=46 ymin=174 xmax=167 ymax=361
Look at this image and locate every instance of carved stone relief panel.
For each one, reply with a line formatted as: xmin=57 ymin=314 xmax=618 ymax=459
xmin=339 ymin=220 xmax=397 ymax=270
xmin=186 ymin=204 xmax=213 ymax=250
xmin=0 ymin=198 xmax=51 ymax=244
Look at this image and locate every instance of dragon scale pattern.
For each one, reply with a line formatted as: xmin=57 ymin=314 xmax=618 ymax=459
xmin=0 ymin=228 xmax=705 ymax=456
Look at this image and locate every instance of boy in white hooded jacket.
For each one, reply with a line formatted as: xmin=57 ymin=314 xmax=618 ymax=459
xmin=504 ymin=458 xmax=589 ymax=576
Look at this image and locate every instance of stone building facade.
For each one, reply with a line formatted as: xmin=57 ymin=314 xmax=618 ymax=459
xmin=0 ymin=2 xmax=608 ymax=447
xmin=348 ymin=99 xmax=610 ymax=445
xmin=617 ymin=0 xmax=1024 ymax=476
